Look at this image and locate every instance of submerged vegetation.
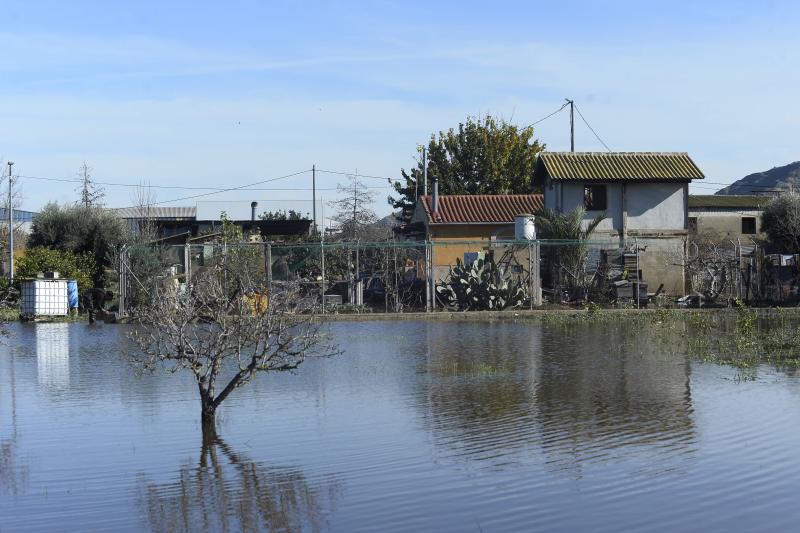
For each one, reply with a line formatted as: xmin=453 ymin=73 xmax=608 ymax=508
xmin=537 ymin=305 xmax=800 ymax=369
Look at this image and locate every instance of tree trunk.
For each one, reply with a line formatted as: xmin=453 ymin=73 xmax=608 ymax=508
xmin=201 ymin=401 xmax=217 ymax=444
xmin=200 ymin=389 xmax=217 ymax=441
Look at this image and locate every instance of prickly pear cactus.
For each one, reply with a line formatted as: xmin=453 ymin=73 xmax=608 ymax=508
xmin=436 ymin=257 xmax=526 ymax=311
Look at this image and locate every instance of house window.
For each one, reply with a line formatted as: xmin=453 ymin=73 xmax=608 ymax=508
xmin=584 ymin=185 xmax=607 ymax=211
xmin=742 ymin=217 xmax=757 ymax=235
xmin=688 ymin=217 xmax=698 ymax=233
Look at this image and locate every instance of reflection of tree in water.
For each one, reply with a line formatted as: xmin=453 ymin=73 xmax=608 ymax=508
xmin=138 ymin=432 xmax=339 ymax=533
xmin=534 ymin=323 xmax=696 ymax=469
xmin=0 ymin=435 xmax=29 ymax=496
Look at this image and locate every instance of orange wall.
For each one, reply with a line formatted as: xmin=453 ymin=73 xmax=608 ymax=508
xmin=429 ymin=224 xmax=513 ymax=267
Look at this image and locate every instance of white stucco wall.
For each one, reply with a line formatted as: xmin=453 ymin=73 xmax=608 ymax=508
xmin=626 ymin=183 xmax=685 ymax=230
xmin=542 ymin=181 xmax=686 ymax=233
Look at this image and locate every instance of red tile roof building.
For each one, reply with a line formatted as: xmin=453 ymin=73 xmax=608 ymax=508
xmin=417 ymin=194 xmax=544 ymax=224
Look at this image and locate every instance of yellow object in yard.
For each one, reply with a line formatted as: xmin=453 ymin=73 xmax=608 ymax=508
xmin=243 ymin=291 xmax=269 ymax=315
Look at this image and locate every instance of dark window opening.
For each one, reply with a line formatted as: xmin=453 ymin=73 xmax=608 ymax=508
xmin=584 ymin=185 xmax=607 ymax=211
xmin=688 ymin=217 xmax=698 ymax=233
xmin=742 ymin=217 xmax=756 ymax=235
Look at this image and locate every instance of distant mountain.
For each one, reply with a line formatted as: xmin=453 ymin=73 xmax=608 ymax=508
xmin=716 ymin=161 xmax=800 ymax=195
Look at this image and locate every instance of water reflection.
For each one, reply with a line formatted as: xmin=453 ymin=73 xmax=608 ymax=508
xmin=416 ymin=323 xmax=542 ymax=463
xmin=415 ymin=321 xmax=696 ymax=469
xmin=138 ymin=434 xmax=339 ymax=533
xmin=0 ymin=352 xmax=29 ymax=496
xmin=36 ymin=323 xmax=71 ymax=391
xmin=534 ymin=323 xmax=696 ymax=470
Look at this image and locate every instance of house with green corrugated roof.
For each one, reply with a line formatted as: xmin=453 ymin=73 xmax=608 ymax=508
xmin=532 ymin=152 xmax=706 ymax=295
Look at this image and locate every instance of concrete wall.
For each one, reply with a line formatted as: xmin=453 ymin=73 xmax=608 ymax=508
xmin=688 ymin=208 xmax=764 ymax=240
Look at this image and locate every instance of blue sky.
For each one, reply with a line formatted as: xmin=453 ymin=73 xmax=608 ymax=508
xmin=1 ymin=0 xmax=799 ymax=220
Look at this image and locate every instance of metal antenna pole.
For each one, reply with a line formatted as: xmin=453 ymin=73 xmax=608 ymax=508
xmin=7 ymin=161 xmax=13 ymax=280
xmin=422 ymin=147 xmax=427 ymax=196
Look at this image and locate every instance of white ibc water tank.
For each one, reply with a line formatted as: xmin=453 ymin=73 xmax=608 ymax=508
xmin=514 ymin=214 xmax=536 ymax=240
xmin=21 ymin=279 xmax=69 ymax=317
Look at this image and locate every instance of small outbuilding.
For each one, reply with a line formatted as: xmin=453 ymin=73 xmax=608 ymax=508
xmin=687 ymin=195 xmax=770 ymax=240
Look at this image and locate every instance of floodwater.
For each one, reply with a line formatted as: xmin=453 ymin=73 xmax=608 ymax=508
xmin=2 ymin=320 xmax=800 ymax=532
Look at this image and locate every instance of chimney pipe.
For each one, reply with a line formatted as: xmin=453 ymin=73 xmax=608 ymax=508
xmin=432 ymin=177 xmax=439 ymax=214
xmin=251 ymin=201 xmax=258 ymax=221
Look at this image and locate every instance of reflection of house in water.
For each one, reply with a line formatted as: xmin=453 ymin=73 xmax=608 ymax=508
xmin=413 ymin=322 xmax=695 ymax=469
xmin=414 ymin=322 xmax=543 ymax=462
xmin=534 ymin=324 xmax=695 ymax=469
xmin=36 ymin=323 xmax=70 ymax=391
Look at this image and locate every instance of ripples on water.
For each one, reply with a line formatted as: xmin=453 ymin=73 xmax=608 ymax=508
xmin=2 ymin=320 xmax=800 ymax=531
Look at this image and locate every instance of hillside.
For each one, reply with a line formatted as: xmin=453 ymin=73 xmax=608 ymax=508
xmin=716 ymin=161 xmax=800 ymax=195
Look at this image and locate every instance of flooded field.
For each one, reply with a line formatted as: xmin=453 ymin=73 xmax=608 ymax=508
xmin=3 ymin=319 xmax=800 ymax=532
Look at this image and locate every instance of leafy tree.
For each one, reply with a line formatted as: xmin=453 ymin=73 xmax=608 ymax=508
xmin=390 ymin=115 xmax=545 ymax=222
xmin=762 ymin=193 xmax=800 ymax=252
xmin=16 ymin=247 xmax=96 ymax=291
xmin=27 ymin=203 xmax=129 ymax=285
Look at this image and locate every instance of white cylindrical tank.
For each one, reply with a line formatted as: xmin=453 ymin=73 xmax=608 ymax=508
xmin=514 ymin=213 xmax=536 ymax=240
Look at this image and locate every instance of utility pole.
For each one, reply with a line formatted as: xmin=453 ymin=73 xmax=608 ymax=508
xmin=566 ymin=98 xmax=575 ymax=152
xmin=7 ymin=161 xmax=13 ymax=280
xmin=312 ymin=164 xmax=317 ymax=235
xmin=352 ymin=171 xmax=358 ymax=241
xmin=422 ymin=146 xmax=428 ymax=196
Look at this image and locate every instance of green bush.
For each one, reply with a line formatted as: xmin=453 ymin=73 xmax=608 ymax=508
xmin=28 ymin=203 xmax=129 ymax=285
xmin=16 ymin=247 xmax=96 ymax=292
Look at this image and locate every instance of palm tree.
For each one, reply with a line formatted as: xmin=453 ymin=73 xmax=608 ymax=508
xmin=534 ymin=207 xmax=607 ymax=292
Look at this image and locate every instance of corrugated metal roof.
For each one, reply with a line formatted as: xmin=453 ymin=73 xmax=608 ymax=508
xmin=535 ymin=152 xmax=705 ymax=182
xmin=420 ymin=194 xmax=543 ymax=224
xmin=688 ymin=195 xmax=771 ymax=209
xmin=110 ymin=206 xmax=197 ymax=219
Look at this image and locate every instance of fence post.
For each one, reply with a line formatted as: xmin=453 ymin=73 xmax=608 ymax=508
xmin=118 ymin=245 xmax=127 ymax=318
xmin=320 ymin=239 xmax=326 ymax=314
xmin=424 ymin=241 xmax=430 ymax=312
xmin=529 ymin=241 xmax=542 ymax=308
xmin=184 ymin=243 xmax=191 ymax=288
xmin=266 ymin=241 xmax=272 ymax=296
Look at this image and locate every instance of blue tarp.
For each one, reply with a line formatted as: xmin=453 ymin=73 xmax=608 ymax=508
xmin=67 ymin=280 xmax=79 ymax=308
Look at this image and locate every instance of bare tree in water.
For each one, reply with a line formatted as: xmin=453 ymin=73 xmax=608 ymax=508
xmin=129 ymin=256 xmax=333 ymax=436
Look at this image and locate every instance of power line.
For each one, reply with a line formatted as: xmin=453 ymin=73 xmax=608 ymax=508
xmin=117 ymin=169 xmax=312 ymax=208
xmin=315 ymin=168 xmax=394 ymax=182
xmin=573 ymin=103 xmax=611 ymax=152
xmin=16 ymin=174 xmax=390 ymax=192
xmin=526 ymin=102 xmax=570 ymax=128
